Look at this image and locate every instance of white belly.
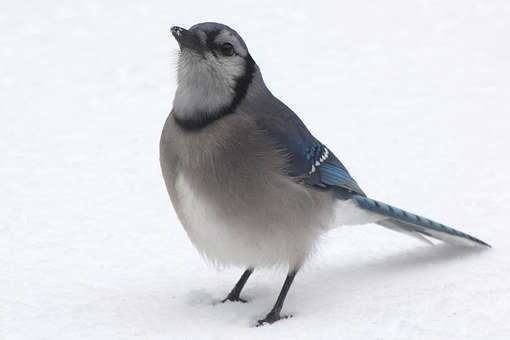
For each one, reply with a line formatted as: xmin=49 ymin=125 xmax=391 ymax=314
xmin=173 ymin=173 xmax=325 ymax=268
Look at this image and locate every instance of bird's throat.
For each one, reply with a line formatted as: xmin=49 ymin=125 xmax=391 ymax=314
xmin=172 ymin=55 xmax=256 ymax=130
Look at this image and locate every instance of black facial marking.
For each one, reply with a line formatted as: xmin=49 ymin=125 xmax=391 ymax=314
xmin=174 ymin=54 xmax=256 ymax=131
xmin=229 ymin=54 xmax=255 ymax=114
xmin=220 ymin=43 xmax=234 ymax=56
xmin=204 ymin=30 xmax=237 ymax=58
xmin=205 ymin=30 xmax=221 ymax=52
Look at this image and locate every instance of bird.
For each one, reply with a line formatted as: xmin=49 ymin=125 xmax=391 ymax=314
xmin=159 ymin=22 xmax=490 ymax=326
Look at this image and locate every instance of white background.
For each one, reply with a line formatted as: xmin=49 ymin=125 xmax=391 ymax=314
xmin=1 ymin=1 xmax=509 ymax=339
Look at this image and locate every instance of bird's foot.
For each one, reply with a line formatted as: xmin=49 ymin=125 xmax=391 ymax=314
xmin=256 ymin=312 xmax=292 ymax=327
xmin=221 ymin=295 xmax=248 ymax=303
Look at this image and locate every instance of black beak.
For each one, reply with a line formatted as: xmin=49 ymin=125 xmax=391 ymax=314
xmin=171 ymin=26 xmax=203 ymax=53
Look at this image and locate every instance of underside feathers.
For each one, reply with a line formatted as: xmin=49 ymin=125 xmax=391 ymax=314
xmin=352 ymin=195 xmax=490 ymax=247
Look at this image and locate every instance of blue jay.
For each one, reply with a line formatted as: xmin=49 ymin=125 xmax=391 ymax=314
xmin=160 ymin=22 xmax=490 ymax=326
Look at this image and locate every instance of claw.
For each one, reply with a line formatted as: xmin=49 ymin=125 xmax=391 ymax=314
xmin=221 ymin=296 xmax=248 ymax=303
xmin=256 ymin=313 xmax=292 ymax=327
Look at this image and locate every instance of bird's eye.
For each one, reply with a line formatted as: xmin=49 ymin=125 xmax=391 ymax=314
xmin=220 ymin=43 xmax=234 ymax=56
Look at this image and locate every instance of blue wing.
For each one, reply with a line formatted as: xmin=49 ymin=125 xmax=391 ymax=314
xmin=255 ymin=98 xmax=365 ymax=197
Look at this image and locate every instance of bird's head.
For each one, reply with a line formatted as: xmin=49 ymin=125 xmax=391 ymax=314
xmin=171 ymin=22 xmax=258 ymax=129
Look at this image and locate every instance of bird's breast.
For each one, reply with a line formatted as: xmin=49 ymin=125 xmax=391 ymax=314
xmin=160 ymin=113 xmax=336 ymax=266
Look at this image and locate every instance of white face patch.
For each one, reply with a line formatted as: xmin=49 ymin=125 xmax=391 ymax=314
xmin=173 ymin=29 xmax=247 ymax=123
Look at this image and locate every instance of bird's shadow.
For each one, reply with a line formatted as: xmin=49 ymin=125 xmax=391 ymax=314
xmin=300 ymin=244 xmax=489 ymax=297
xmin=180 ymin=244 xmax=490 ymax=326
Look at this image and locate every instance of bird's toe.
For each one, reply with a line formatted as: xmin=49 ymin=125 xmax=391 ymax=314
xmin=256 ymin=312 xmax=292 ymax=327
xmin=222 ymin=296 xmax=248 ymax=303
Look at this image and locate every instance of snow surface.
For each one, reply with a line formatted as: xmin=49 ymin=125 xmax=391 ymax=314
xmin=1 ymin=1 xmax=509 ymax=339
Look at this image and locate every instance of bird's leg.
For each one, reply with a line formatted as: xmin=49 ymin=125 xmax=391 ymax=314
xmin=222 ymin=267 xmax=254 ymax=303
xmin=256 ymin=268 xmax=298 ymax=326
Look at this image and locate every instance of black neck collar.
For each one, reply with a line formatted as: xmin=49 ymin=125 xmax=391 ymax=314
xmin=174 ymin=55 xmax=256 ymax=131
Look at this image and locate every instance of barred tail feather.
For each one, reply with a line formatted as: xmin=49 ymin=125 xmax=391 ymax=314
xmin=377 ymin=220 xmax=435 ymax=245
xmin=351 ymin=195 xmax=490 ymax=248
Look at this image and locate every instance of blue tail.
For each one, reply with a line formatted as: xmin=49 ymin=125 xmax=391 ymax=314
xmin=351 ymin=195 xmax=490 ymax=247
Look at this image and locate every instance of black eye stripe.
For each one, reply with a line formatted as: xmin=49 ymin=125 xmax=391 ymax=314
xmin=220 ymin=43 xmax=234 ymax=56
xmin=204 ymin=29 xmax=221 ymax=51
xmin=202 ymin=30 xmax=238 ymax=57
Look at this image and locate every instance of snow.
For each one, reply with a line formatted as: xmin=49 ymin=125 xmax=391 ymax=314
xmin=1 ymin=1 xmax=509 ymax=339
